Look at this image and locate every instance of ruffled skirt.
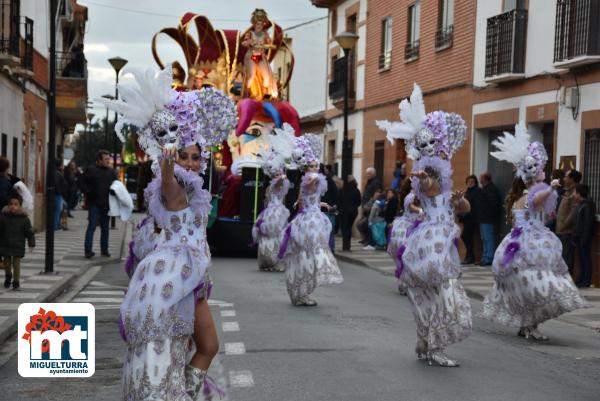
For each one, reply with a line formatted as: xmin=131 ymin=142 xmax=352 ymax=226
xmin=281 ymin=208 xmax=343 ymax=302
xmin=406 ymin=279 xmax=472 ymax=353
xmin=479 ymin=270 xmax=589 ymax=328
xmin=252 ymin=203 xmax=290 ymax=270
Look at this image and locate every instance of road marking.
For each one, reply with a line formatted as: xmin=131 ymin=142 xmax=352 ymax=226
xmin=72 ymin=297 xmax=123 ymax=304
xmin=79 ymin=290 xmax=124 ymax=296
xmin=220 ymin=310 xmax=236 ymax=317
xmin=92 ymin=305 xmax=121 ymax=310
xmin=0 ymin=292 xmax=39 ymax=299
xmin=229 ymin=370 xmax=254 ymax=387
xmin=222 ymin=322 xmax=240 ymax=332
xmin=224 ymin=342 xmax=246 ymax=355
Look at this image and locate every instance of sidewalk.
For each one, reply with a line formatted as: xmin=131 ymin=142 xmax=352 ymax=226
xmin=335 ymin=238 xmax=600 ymax=332
xmin=0 ymin=209 xmax=130 ymax=344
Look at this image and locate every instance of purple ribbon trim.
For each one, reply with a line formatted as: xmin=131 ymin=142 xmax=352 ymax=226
xmin=203 ymin=375 xmax=226 ymax=399
xmin=395 ymin=245 xmax=406 ymax=279
xmin=511 ymin=226 xmax=523 ymax=238
xmin=502 ymin=242 xmax=520 ymax=266
xmin=406 ymin=219 xmax=423 ymax=238
xmin=117 ymin=315 xmax=127 ymax=342
xmin=453 ymin=237 xmax=459 ymax=249
xmin=278 ymin=225 xmax=292 ymax=259
xmin=124 ymin=240 xmax=136 ymax=278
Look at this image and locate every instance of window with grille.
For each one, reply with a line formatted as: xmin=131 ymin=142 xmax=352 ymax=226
xmin=583 ymin=129 xmax=600 ymax=215
xmin=436 ymin=0 xmax=454 ymax=49
xmin=379 ymin=17 xmax=392 ymax=70
xmin=405 ymin=1 xmax=420 ymax=60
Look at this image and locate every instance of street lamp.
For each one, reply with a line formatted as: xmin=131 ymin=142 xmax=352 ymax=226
xmin=334 ymin=31 xmax=359 ymax=185
xmin=108 ymin=57 xmax=128 ymax=168
xmin=101 ymin=94 xmax=114 ymax=150
xmin=86 ymin=112 xmax=95 ymax=163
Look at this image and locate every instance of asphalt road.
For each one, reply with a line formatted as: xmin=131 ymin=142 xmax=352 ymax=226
xmin=0 ymin=257 xmax=598 ymax=401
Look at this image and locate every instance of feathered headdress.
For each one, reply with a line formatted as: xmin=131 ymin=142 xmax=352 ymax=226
xmin=490 ymin=121 xmax=547 ymax=182
xmin=291 ymin=133 xmax=322 ymax=170
xmin=376 ymin=83 xmax=466 ymax=160
xmin=97 ymin=67 xmax=237 ymax=171
xmin=271 ymin=123 xmax=297 ymax=168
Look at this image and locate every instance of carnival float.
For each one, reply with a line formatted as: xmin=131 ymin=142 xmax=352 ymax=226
xmin=150 ymin=9 xmax=304 ymax=253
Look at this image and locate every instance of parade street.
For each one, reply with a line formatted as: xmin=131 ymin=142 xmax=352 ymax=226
xmin=0 ymin=255 xmax=598 ymax=401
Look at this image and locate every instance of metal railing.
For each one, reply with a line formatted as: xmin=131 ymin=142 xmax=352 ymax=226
xmin=554 ymin=0 xmax=600 ymax=63
xmin=485 ymin=9 xmax=527 ymax=78
xmin=378 ymin=50 xmax=392 ymax=70
xmin=56 ymin=50 xmax=87 ymax=78
xmin=583 ymin=130 xmax=600 ymax=214
xmin=404 ymin=39 xmax=420 ymax=60
xmin=0 ymin=0 xmax=20 ymax=58
xmin=436 ymin=25 xmax=454 ymax=49
xmin=328 ymin=56 xmax=355 ymax=102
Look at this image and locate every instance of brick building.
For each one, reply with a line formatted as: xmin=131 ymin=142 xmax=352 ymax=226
xmin=0 ymin=0 xmax=88 ymax=231
xmin=310 ymin=0 xmax=600 ymax=285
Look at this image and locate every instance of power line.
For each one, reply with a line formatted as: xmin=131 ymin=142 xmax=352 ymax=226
xmin=82 ymin=0 xmax=326 ymax=23
xmin=284 ymin=16 xmax=327 ymax=31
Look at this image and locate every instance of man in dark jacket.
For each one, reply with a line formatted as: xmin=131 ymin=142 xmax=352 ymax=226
xmin=54 ymin=161 xmax=68 ymax=231
xmin=572 ymin=184 xmax=595 ymax=288
xmin=321 ymin=165 xmax=339 ymax=251
xmin=460 ymin=175 xmax=481 ymax=264
xmin=339 ymin=176 xmax=362 ymax=251
xmin=478 ymin=172 xmax=503 ymax=266
xmin=80 ymin=150 xmax=117 ymax=258
xmin=0 ymin=156 xmax=13 ymax=209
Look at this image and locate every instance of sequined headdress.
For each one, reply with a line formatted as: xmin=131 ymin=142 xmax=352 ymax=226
xmin=490 ymin=121 xmax=547 ymax=182
xmin=97 ymin=67 xmax=237 ymax=171
xmin=376 ymin=83 xmax=466 ymax=160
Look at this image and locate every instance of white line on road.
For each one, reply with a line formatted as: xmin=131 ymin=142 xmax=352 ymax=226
xmin=222 ymin=322 xmax=240 ymax=332
xmin=72 ymin=297 xmax=123 ymax=304
xmin=79 ymin=290 xmax=125 ymax=296
xmin=229 ymin=370 xmax=254 ymax=387
xmin=224 ymin=342 xmax=246 ymax=355
xmin=220 ymin=310 xmax=236 ymax=317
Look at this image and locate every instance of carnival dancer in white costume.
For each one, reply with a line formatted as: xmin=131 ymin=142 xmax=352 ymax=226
xmin=252 ymin=149 xmax=290 ymax=271
xmin=278 ymin=134 xmax=343 ymax=306
xmin=99 ymin=67 xmax=236 ymax=400
xmin=479 ymin=122 xmax=589 ymax=340
xmin=377 ymin=83 xmax=472 ymax=367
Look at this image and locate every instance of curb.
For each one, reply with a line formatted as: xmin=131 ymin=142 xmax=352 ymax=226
xmin=0 ymin=222 xmax=131 ymax=345
xmin=335 ymin=253 xmax=394 ymax=277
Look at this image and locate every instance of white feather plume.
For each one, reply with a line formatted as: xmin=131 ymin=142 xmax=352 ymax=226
xmin=271 ymin=123 xmax=297 ymax=162
xmin=96 ymin=67 xmax=173 ymax=142
xmin=490 ymin=121 xmax=531 ymax=164
xmin=376 ymin=82 xmax=425 ymax=144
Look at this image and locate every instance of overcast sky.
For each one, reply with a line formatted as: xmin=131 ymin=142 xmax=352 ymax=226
xmin=81 ymin=0 xmax=326 ymax=121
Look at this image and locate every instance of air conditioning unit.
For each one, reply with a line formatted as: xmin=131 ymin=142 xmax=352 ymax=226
xmin=564 ymin=87 xmax=579 ymax=109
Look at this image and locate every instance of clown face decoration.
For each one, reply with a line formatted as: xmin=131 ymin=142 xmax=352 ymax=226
xmin=148 ymin=110 xmax=180 ymax=149
xmin=291 ymin=148 xmax=306 ymax=168
xmin=415 ymin=128 xmax=437 ymax=158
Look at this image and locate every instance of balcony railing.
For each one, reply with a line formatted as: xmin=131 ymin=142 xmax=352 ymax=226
xmin=0 ymin=0 xmax=20 ymax=60
xmin=485 ymin=9 xmax=527 ymax=82
xmin=404 ymin=39 xmax=420 ymax=60
xmin=436 ymin=25 xmax=454 ymax=49
xmin=57 ymin=50 xmax=87 ymax=78
xmin=378 ymin=50 xmax=391 ymax=70
xmin=328 ymin=56 xmax=355 ymax=104
xmin=554 ymin=0 xmax=600 ymax=67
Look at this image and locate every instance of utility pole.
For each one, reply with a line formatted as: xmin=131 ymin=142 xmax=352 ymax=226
xmin=44 ymin=0 xmax=57 ymax=273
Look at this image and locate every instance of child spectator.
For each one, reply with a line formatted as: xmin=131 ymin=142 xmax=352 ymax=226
xmin=0 ymin=193 xmax=35 ymax=290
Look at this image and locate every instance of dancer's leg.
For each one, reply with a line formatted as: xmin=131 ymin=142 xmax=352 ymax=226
xmin=189 ymin=298 xmax=219 ymax=370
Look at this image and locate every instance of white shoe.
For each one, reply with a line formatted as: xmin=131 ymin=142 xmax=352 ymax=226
xmin=363 ymin=245 xmax=375 ymax=251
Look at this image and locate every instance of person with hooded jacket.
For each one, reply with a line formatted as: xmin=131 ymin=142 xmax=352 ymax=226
xmin=572 ymin=184 xmax=596 ymax=288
